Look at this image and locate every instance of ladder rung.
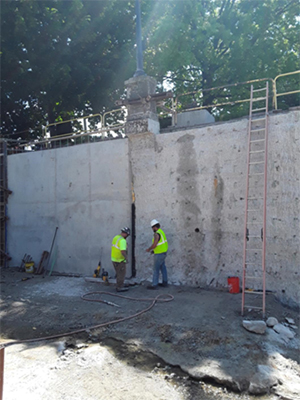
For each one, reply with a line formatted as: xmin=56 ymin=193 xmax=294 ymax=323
xmin=245 ymin=291 xmax=264 ymax=295
xmin=253 ymin=88 xmax=266 ymax=92
xmin=250 ymin=129 xmax=265 ymax=133
xmin=250 ymin=139 xmax=265 ymax=142
xmin=244 ymin=277 xmax=261 ymax=279
xmin=252 ymin=108 xmax=266 ymax=112
xmin=248 ymin=235 xmax=262 ymax=238
xmin=249 ymin=161 xmax=265 ymax=165
xmin=249 ymin=150 xmax=265 ymax=154
xmin=245 ymin=263 xmax=261 ymax=272
xmin=252 ymin=97 xmax=266 ymax=102
xmin=244 ymin=306 xmax=263 ymax=310
xmin=251 ymin=118 xmax=265 ymax=122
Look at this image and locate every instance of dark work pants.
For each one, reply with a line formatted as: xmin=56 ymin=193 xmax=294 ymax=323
xmin=112 ymin=261 xmax=126 ymax=289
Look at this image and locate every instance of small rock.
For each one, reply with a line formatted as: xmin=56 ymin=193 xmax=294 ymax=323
xmin=266 ymin=317 xmax=278 ymax=327
xmin=249 ymin=365 xmax=278 ymax=394
xmin=75 ymin=342 xmax=88 ymax=349
xmin=273 ymin=323 xmax=295 ymax=339
xmin=285 ymin=317 xmax=295 ymax=325
xmin=243 ymin=320 xmax=266 ymax=334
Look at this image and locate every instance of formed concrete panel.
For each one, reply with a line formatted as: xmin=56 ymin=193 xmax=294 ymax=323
xmin=7 ymin=139 xmax=131 ymax=278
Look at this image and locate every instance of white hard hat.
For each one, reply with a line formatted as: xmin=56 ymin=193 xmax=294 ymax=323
xmin=151 ymin=219 xmax=159 ymax=227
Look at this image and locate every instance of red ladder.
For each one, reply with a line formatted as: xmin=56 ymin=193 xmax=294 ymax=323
xmin=242 ymin=82 xmax=269 ymax=318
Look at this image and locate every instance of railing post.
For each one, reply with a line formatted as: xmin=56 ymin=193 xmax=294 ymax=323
xmin=272 ymin=79 xmax=277 ymax=110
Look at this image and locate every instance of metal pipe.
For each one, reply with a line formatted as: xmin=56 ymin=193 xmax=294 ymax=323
xmin=134 ymin=0 xmax=146 ymax=77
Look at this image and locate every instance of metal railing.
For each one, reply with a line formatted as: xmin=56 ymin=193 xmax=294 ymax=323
xmin=273 ymin=70 xmax=300 ymax=110
xmin=8 ymin=70 xmax=299 ymax=152
xmin=15 ymin=108 xmax=127 ymax=152
xmin=17 ymin=125 xmax=126 ymax=152
xmin=171 ymin=77 xmax=273 ymax=125
xmin=168 ymin=71 xmax=299 ymax=124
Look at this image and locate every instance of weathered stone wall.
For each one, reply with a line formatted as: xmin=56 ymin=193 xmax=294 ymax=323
xmin=130 ymin=110 xmax=299 ymax=307
xmin=6 ymin=109 xmax=299 ymax=307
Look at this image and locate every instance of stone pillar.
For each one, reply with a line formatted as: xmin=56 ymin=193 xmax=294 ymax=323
xmin=125 ymin=75 xmax=160 ymax=135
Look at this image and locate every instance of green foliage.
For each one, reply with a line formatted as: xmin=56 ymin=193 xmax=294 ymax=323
xmin=1 ymin=0 xmax=299 ymax=137
xmin=1 ymin=0 xmax=135 ymax=138
xmin=144 ymin=0 xmax=299 ymax=119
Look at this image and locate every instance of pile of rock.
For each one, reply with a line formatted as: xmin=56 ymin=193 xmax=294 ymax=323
xmin=242 ymin=316 xmax=296 ymax=342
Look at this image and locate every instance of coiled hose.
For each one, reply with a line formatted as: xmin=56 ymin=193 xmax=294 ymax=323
xmin=1 ymin=292 xmax=174 ymax=348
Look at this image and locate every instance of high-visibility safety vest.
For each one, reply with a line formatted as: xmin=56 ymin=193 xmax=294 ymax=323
xmin=111 ymin=235 xmax=127 ymax=262
xmin=152 ymin=228 xmax=168 ymax=254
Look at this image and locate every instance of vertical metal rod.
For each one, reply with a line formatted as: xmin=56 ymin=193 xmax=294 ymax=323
xmin=134 ymin=0 xmax=146 ymax=77
xmin=0 ymin=346 xmax=4 ymax=400
xmin=241 ymin=85 xmax=253 ymax=315
xmin=262 ymin=82 xmax=269 ymax=318
xmin=272 ymin=79 xmax=277 ymax=110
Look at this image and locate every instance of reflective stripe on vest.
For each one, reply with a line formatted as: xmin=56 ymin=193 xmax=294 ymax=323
xmin=112 ymin=236 xmax=122 ymax=250
xmin=153 ymin=228 xmax=168 ymax=254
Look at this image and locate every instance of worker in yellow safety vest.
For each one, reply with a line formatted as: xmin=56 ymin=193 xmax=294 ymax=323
xmin=146 ymin=219 xmax=168 ymax=289
xmin=111 ymin=227 xmax=130 ymax=292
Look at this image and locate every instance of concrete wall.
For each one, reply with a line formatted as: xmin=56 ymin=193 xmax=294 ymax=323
xmin=129 ymin=110 xmax=299 ymax=307
xmin=7 ymin=109 xmax=299 ymax=307
xmin=7 ymin=139 xmax=132 ymax=277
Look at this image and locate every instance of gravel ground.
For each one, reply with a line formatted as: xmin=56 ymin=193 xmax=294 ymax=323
xmin=1 ymin=268 xmax=299 ymax=399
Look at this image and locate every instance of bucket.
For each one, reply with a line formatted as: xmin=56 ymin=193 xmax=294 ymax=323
xmin=25 ymin=262 xmax=35 ymax=274
xmin=227 ymin=276 xmax=240 ymax=293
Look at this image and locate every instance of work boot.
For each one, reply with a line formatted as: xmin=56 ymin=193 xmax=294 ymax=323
xmin=158 ymin=282 xmax=168 ymax=287
xmin=116 ymin=287 xmax=128 ymax=292
xmin=147 ymin=285 xmax=158 ymax=290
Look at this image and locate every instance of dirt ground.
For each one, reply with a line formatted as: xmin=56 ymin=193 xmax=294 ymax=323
xmin=0 ymin=268 xmax=299 ymax=400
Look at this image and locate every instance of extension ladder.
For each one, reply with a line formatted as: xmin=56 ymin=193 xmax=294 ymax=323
xmin=241 ymin=82 xmax=269 ymax=318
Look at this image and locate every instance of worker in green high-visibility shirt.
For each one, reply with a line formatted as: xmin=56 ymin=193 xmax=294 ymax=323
xmin=111 ymin=227 xmax=130 ymax=292
xmin=146 ymin=219 xmax=168 ymax=289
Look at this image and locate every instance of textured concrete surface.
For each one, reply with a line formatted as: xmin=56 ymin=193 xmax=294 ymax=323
xmin=177 ymin=109 xmax=215 ymax=127
xmin=6 ymin=109 xmax=299 ymax=306
xmin=130 ymin=110 xmax=299 ymax=307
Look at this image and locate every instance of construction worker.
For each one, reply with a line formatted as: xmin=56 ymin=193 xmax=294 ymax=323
xmin=111 ymin=227 xmax=130 ymax=292
xmin=146 ymin=219 xmax=168 ymax=289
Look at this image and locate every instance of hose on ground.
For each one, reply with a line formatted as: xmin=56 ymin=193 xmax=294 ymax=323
xmin=1 ymin=292 xmax=174 ymax=348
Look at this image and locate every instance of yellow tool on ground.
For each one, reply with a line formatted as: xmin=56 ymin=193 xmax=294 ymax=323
xmin=93 ymin=261 xmax=101 ymax=278
xmin=93 ymin=261 xmax=109 ymax=283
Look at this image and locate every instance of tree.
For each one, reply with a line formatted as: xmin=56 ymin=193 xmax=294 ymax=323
xmin=1 ymin=0 xmax=136 ymax=139
xmin=1 ymin=0 xmax=299 ymax=137
xmin=144 ymin=0 xmax=299 ymax=119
